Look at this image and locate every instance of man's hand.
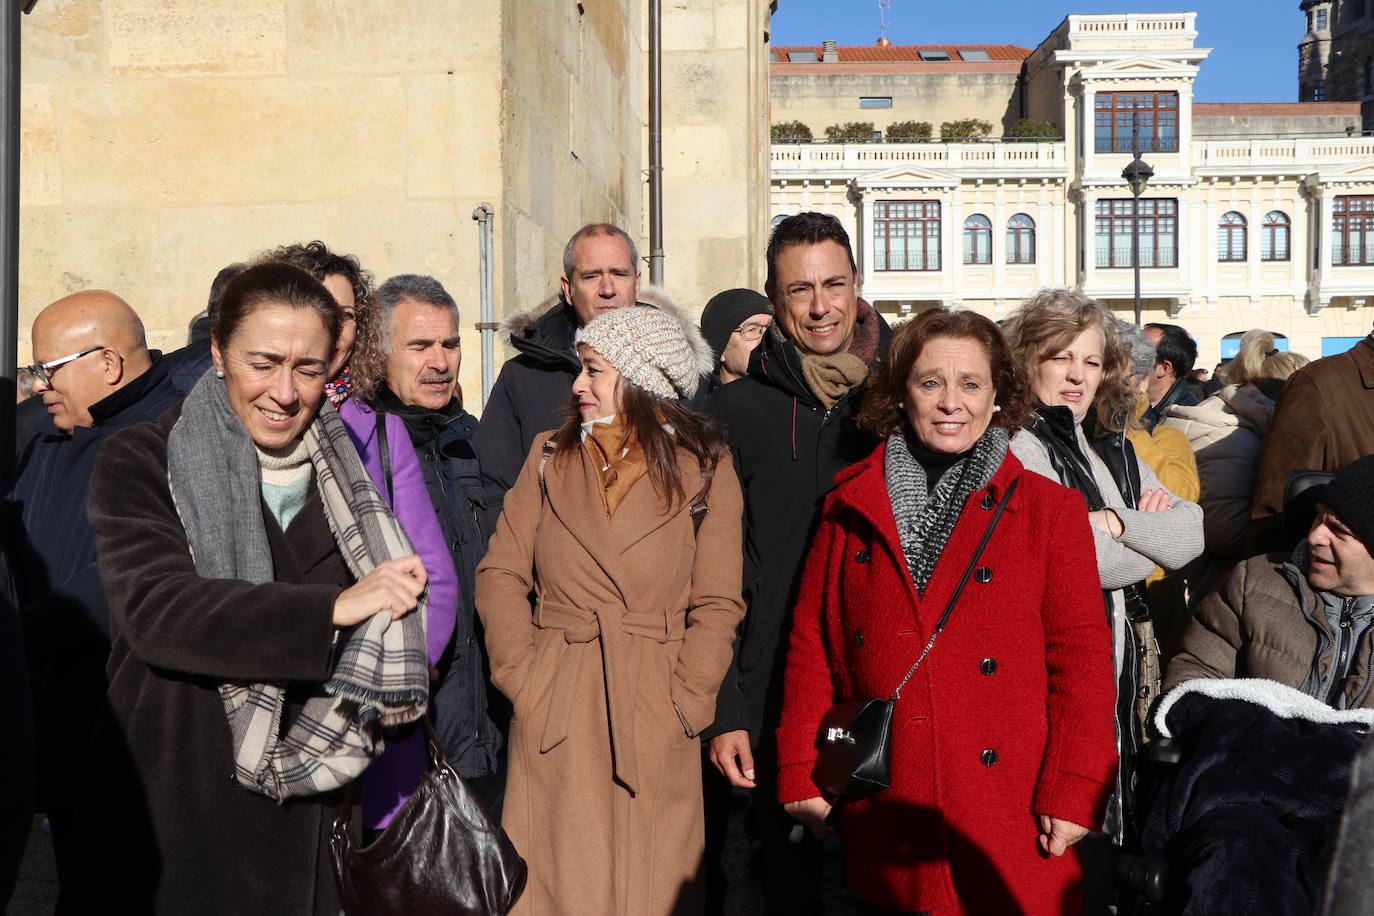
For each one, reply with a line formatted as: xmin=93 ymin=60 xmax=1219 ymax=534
xmin=708 ymin=729 xmax=756 ymax=788
xmin=784 ymin=797 xmax=833 ymax=838
xmin=332 ymin=555 xmax=427 ymax=628
xmin=1036 ymin=814 xmax=1090 ymax=857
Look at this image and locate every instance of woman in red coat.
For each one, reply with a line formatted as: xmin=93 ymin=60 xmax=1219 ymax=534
xmin=777 ymin=308 xmax=1118 ymax=914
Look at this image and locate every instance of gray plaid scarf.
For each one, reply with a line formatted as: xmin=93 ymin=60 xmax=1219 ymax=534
xmin=885 ymin=425 xmax=1008 ymax=595
xmin=166 ymin=371 xmax=428 ymax=802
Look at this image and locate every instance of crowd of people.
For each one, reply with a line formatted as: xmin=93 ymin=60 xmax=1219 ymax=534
xmin=4 ymin=212 xmax=1374 ymax=915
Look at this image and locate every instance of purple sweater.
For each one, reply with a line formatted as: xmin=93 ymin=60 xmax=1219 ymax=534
xmin=337 ymin=398 xmax=458 ymax=828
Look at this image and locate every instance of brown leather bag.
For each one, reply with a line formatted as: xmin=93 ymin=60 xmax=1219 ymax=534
xmin=329 ymin=717 xmax=527 ymax=915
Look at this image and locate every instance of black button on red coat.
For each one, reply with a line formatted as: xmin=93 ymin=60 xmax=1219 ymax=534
xmin=981 ymin=748 xmax=998 ymax=767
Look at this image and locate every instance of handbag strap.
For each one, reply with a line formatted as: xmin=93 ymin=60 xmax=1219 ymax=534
xmin=374 ymin=408 xmax=394 ymax=505
xmin=538 ymin=439 xmax=556 ymax=498
xmin=335 ymin=715 xmax=451 ymax=830
xmin=889 ymin=477 xmax=1019 ymax=702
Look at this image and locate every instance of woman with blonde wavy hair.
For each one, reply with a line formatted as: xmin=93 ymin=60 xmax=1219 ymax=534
xmin=1003 ymin=290 xmax=1203 ymax=873
xmin=1219 ymin=329 xmax=1278 ymax=388
xmin=1164 ymin=344 xmax=1310 ymax=568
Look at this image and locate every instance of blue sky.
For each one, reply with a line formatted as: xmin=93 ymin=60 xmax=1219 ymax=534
xmin=771 ymin=1 xmax=1300 ymax=103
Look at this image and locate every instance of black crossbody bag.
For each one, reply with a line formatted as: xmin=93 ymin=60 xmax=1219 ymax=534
xmin=812 ymin=478 xmax=1018 ymax=797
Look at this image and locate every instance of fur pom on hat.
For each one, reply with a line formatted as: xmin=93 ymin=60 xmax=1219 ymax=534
xmin=576 ymin=288 xmax=713 ymax=400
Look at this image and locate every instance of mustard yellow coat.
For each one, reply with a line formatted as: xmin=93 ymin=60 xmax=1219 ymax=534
xmin=476 ymin=434 xmax=745 ymax=915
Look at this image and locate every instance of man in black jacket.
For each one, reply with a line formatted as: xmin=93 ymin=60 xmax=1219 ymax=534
xmin=703 ymin=213 xmax=891 ymax=912
xmin=476 ymin=223 xmax=640 ymax=534
xmin=7 ymin=290 xmax=183 ymax=910
xmin=367 ymin=274 xmax=502 ymax=804
xmin=1142 ymin=322 xmax=1199 ymax=430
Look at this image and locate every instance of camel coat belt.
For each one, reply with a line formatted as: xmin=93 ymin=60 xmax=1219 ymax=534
xmin=534 ymin=598 xmax=687 ymax=795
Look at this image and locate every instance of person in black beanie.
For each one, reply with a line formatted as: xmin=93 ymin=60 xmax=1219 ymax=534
xmin=699 ymin=288 xmax=772 ymax=388
xmin=1167 ymin=453 xmax=1374 ymax=709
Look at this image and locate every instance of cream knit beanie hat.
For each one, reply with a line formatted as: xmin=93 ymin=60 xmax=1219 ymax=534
xmin=577 ymin=303 xmax=713 ymax=400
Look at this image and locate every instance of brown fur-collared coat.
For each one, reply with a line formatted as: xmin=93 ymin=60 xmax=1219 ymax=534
xmin=476 ymin=433 xmax=745 ymax=915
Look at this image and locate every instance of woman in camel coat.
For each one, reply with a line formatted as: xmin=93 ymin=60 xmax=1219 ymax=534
xmin=477 ymin=303 xmax=745 ymax=915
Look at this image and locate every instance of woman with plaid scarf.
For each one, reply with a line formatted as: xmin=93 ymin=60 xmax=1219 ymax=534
xmin=87 ymin=263 xmax=431 ymax=914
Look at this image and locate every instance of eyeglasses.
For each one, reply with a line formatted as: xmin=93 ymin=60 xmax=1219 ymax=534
xmin=22 ymin=345 xmax=105 ymax=386
xmin=734 ymin=321 xmax=771 ymax=342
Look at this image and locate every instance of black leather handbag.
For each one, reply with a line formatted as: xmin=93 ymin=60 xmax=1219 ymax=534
xmin=813 ymin=479 xmax=1018 ymax=798
xmin=329 ymin=717 xmax=527 ymax=915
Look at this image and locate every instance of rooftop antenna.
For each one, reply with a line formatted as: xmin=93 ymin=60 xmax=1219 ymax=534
xmin=877 ymin=0 xmax=892 ymax=45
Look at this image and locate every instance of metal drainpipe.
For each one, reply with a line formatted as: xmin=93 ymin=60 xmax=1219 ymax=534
xmin=648 ymin=0 xmax=664 ymax=286
xmin=0 ymin=3 xmax=26 ymax=486
xmin=471 ymin=203 xmax=496 ymax=409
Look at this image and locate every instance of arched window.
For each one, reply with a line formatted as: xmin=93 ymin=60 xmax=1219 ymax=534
xmin=1218 ymin=211 xmax=1247 ymax=262
xmin=1262 ymin=211 xmax=1291 ymax=261
xmin=963 ymin=214 xmax=992 ymax=265
xmin=1006 ymin=213 xmax=1036 ymax=264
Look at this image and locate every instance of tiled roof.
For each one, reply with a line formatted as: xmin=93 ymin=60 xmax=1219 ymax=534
xmin=771 ymin=44 xmax=1031 ymax=63
xmin=1193 ymin=102 xmax=1361 ymax=116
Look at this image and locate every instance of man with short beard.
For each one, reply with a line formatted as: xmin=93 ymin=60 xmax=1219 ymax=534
xmin=359 ymin=274 xmax=502 ymax=803
xmin=702 ymin=212 xmax=892 ymax=913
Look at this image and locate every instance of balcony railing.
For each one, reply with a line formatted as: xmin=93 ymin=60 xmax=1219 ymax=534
xmin=770 ymin=141 xmax=1068 ymax=173
xmin=770 ymin=136 xmax=1374 ymax=179
xmin=1194 ymin=137 xmax=1374 ymax=168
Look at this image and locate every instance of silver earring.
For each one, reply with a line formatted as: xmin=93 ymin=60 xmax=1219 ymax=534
xmin=215 ymin=370 xmax=225 ymax=379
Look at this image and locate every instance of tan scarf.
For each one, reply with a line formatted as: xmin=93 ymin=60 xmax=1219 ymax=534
xmin=798 ymin=298 xmax=881 ymax=409
xmin=582 ymin=415 xmax=649 ymax=517
xmin=800 ymin=352 xmax=869 ymax=410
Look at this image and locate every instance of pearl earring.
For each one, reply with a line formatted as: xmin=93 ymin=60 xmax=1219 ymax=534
xmin=992 ymin=404 xmax=1002 ymax=412
xmin=215 ymin=370 xmax=225 ymax=379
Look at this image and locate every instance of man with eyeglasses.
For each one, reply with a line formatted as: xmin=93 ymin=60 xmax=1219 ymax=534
xmin=698 ymin=288 xmax=773 ymax=389
xmin=5 ymin=289 xmax=181 ymax=909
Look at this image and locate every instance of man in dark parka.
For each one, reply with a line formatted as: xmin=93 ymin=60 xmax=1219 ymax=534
xmin=6 ymin=291 xmax=182 ymax=911
xmin=476 ymin=223 xmax=641 ymax=535
xmin=701 ymin=212 xmax=891 ymax=913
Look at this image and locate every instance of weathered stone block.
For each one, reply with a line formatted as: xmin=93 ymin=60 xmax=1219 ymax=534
xmin=406 ymin=74 xmax=504 ymax=201
xmin=287 ymin=0 xmax=499 ymax=74
xmin=21 ymin=85 xmax=61 ymax=207
xmin=108 ymin=0 xmax=287 ymax=74
xmin=59 ymin=78 xmax=408 ymax=205
xmin=21 ymin=0 xmax=104 ymax=81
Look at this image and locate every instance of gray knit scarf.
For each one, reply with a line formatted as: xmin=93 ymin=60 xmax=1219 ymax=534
xmin=885 ymin=425 xmax=1009 ymax=595
xmin=166 ymin=371 xmax=429 ymax=802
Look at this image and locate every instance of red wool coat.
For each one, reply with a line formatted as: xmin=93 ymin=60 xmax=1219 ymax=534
xmin=776 ymin=444 xmax=1118 ymax=915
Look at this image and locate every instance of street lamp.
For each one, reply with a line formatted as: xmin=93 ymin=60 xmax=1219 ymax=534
xmin=1122 ymin=145 xmax=1154 ymax=326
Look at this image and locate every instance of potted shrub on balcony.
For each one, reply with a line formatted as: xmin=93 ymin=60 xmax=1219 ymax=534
xmin=1007 ymin=118 xmax=1059 ymax=140
xmin=771 ymin=120 xmax=813 ymax=143
xmin=938 ymin=118 xmax=993 ymax=142
xmin=824 ymin=121 xmax=878 ymax=141
xmin=886 ymin=120 xmax=932 ymax=142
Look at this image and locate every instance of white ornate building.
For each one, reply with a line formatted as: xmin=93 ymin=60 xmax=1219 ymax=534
xmin=772 ymin=12 xmax=1374 ymax=364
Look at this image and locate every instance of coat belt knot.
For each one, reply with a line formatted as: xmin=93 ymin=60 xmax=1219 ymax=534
xmin=534 ymin=598 xmax=685 ymax=796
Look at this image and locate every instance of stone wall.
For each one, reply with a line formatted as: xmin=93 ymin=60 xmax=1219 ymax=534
xmin=19 ymin=0 xmax=770 ymax=411
xmin=771 ymin=68 xmax=1025 ymax=139
xmin=1194 ymin=103 xmax=1361 ymax=138
xmin=498 ymin=0 xmax=642 ymax=320
xmin=657 ymin=0 xmax=770 ymax=309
